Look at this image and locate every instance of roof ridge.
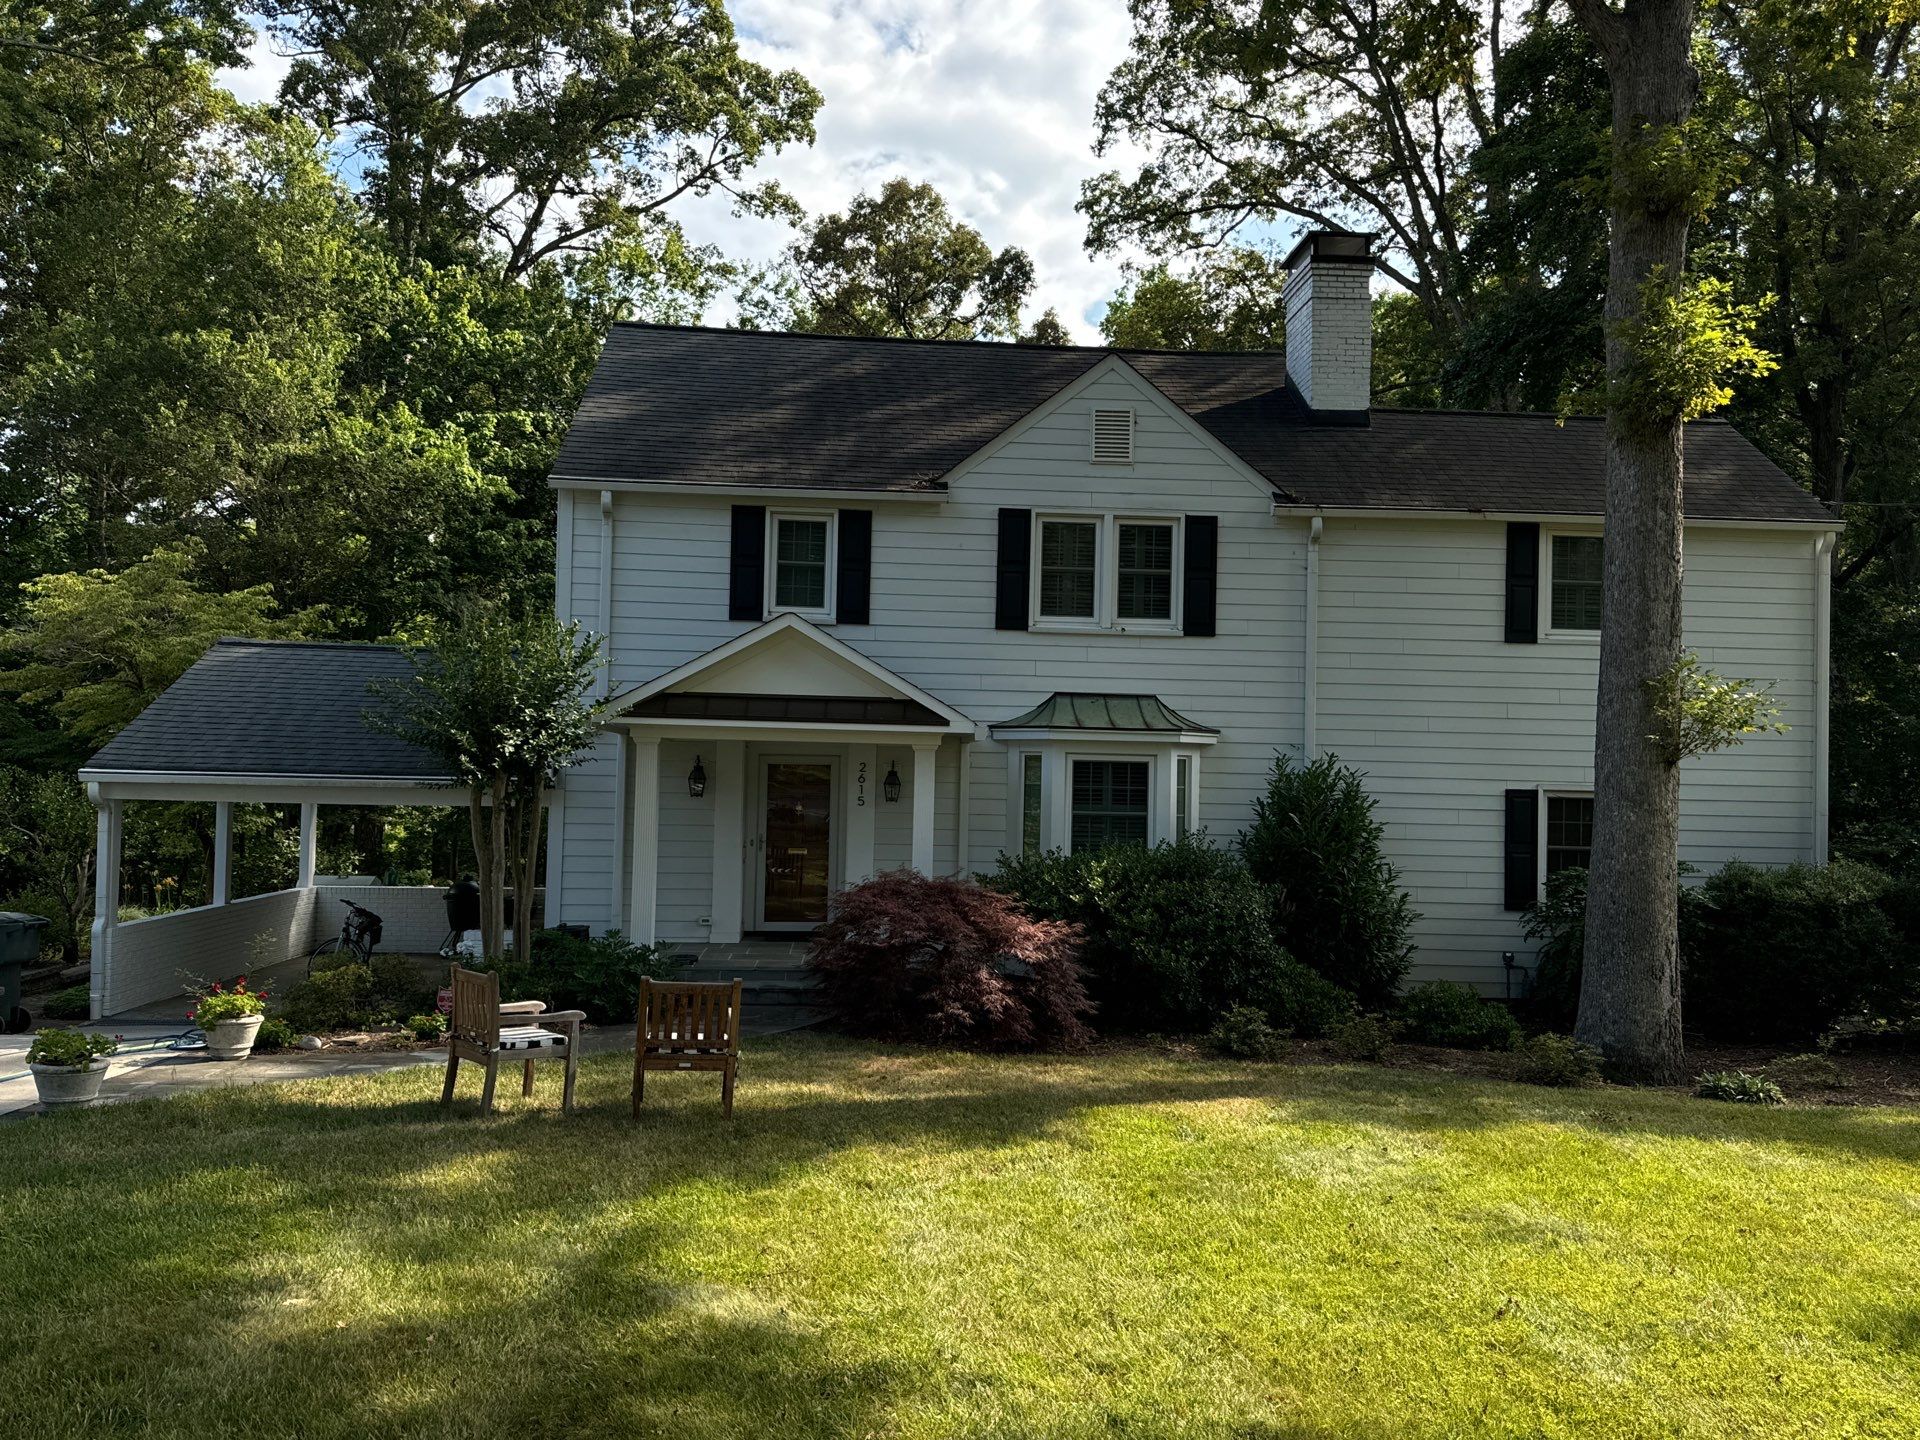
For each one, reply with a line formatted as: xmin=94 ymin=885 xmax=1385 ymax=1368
xmin=214 ymin=636 xmax=410 ymax=653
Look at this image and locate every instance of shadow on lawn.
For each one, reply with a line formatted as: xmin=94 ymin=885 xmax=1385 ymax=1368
xmin=3 ymin=1037 xmax=1912 ymax=1438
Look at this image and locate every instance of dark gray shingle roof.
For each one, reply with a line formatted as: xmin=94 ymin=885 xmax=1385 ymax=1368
xmin=552 ymin=324 xmax=1831 ymax=524
xmin=84 ymin=639 xmax=454 ymax=781
xmin=627 ymin=692 xmax=952 ymax=727
xmin=991 ymin=693 xmax=1219 ymax=735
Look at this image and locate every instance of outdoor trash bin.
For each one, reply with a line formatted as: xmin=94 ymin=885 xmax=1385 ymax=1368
xmin=0 ymin=911 xmax=51 ymax=1033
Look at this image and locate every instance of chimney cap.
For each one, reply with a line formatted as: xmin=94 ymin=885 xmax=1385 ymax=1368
xmin=1283 ymin=229 xmax=1377 ymax=271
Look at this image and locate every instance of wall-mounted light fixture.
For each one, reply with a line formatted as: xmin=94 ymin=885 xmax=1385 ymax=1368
xmin=688 ymin=755 xmax=708 ymax=798
xmin=882 ymin=762 xmax=902 ymax=803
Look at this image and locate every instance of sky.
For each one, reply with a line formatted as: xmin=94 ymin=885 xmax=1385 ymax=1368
xmin=220 ymin=0 xmax=1156 ymax=342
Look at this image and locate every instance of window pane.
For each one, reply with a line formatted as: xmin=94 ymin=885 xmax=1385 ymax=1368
xmin=1070 ymin=759 xmax=1150 ymax=852
xmin=1175 ymin=755 xmax=1192 ymax=840
xmin=1545 ymin=794 xmax=1594 ymax=876
xmin=1039 ymin=521 xmax=1098 ymax=618
xmin=774 ymin=518 xmax=829 ymax=610
xmin=1550 ymin=536 xmax=1603 ymax=631
xmin=1117 ymin=523 xmax=1174 ymax=621
xmin=1021 ymin=754 xmax=1043 ymax=855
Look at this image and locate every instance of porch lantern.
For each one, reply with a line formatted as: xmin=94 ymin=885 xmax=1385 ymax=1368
xmin=687 ymin=756 xmax=708 ymax=799
xmin=882 ymin=762 xmax=902 ymax=803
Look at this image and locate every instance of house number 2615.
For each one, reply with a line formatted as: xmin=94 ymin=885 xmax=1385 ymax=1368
xmin=856 ymin=760 xmax=868 ymax=807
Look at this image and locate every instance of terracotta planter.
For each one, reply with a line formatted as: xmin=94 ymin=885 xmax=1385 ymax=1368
xmin=204 ymin=1013 xmax=265 ymax=1061
xmin=29 ymin=1059 xmax=111 ymax=1107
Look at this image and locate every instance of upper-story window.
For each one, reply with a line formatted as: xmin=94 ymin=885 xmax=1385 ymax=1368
xmin=1033 ymin=514 xmax=1181 ymax=632
xmin=1550 ymin=534 xmax=1603 ymax=632
xmin=768 ymin=511 xmax=835 ymax=619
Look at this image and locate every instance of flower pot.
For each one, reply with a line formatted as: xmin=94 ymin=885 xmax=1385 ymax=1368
xmin=204 ymin=1013 xmax=265 ymax=1061
xmin=29 ymin=1059 xmax=111 ymax=1107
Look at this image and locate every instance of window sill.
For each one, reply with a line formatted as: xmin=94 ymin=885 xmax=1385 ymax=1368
xmin=1029 ymin=621 xmax=1182 ymax=638
xmin=1541 ymin=629 xmax=1600 ymax=644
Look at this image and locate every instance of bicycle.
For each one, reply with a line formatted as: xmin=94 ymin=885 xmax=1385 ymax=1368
xmin=308 ymin=898 xmax=384 ymax=974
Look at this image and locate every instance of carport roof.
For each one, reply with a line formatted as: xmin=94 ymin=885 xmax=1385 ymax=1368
xmin=81 ymin=638 xmax=456 ymax=783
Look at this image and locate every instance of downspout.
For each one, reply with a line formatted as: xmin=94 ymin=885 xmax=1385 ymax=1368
xmin=1304 ymin=516 xmax=1322 ymax=757
xmin=1813 ymin=532 xmax=1833 ymax=863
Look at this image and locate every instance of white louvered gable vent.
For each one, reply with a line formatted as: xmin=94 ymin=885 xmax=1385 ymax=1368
xmin=1090 ymin=407 xmax=1134 ymax=465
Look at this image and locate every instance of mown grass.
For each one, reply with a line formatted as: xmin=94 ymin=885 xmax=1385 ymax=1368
xmin=1 ymin=1034 xmax=1916 ymax=1438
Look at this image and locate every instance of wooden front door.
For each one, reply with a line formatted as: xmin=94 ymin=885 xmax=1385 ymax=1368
xmin=758 ymin=758 xmax=834 ymax=929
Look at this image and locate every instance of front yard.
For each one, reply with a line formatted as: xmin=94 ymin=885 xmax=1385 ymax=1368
xmin=2 ymin=1035 xmax=1915 ymax=1438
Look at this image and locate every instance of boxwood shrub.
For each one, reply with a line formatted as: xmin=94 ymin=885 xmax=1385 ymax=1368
xmin=989 ymin=837 xmax=1354 ymax=1036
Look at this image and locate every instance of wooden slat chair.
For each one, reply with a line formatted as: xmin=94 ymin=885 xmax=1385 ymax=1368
xmin=633 ymin=978 xmax=743 ymax=1118
xmin=441 ymin=965 xmax=584 ymax=1116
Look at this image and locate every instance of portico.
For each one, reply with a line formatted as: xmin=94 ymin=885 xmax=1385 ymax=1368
xmin=602 ymin=615 xmax=977 ymax=944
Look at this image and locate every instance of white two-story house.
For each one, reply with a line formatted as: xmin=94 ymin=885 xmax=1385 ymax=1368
xmin=79 ymin=230 xmax=1837 ymax=1015
xmin=544 ymin=230 xmax=1836 ymax=991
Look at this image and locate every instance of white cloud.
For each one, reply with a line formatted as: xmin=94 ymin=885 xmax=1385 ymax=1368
xmin=677 ymin=0 xmax=1148 ymax=341
xmin=218 ymin=1 xmax=1149 ymax=341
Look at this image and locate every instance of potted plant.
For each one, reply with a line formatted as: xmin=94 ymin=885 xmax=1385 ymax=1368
xmin=26 ymin=1028 xmax=118 ymax=1107
xmin=192 ymin=976 xmax=270 ymax=1061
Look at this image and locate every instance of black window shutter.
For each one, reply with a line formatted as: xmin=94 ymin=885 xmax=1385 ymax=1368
xmin=995 ymin=507 xmax=1031 ymax=630
xmin=837 ymin=509 xmax=872 ymax=625
xmin=1505 ymin=522 xmax=1540 ymax=643
xmin=729 ymin=505 xmax=766 ymax=622
xmin=1183 ymin=516 xmax=1219 ymax=637
xmin=1504 ymin=788 xmax=1539 ymax=910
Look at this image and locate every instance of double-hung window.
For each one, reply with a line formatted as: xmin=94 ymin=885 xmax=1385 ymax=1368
xmin=1545 ymin=793 xmax=1595 ymax=875
xmin=768 ymin=512 xmax=834 ymax=618
xmin=1549 ymin=535 xmax=1603 ymax=633
xmin=1070 ymin=759 xmax=1150 ymax=851
xmin=1033 ymin=514 xmax=1180 ymax=630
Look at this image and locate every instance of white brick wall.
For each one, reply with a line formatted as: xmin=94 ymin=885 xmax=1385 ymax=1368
xmin=1283 ymin=260 xmax=1373 ymax=413
xmin=104 ymin=888 xmax=319 ymax=1016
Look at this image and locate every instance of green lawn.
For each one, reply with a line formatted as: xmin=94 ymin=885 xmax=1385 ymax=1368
xmin=3 ymin=1036 xmax=1916 ymax=1438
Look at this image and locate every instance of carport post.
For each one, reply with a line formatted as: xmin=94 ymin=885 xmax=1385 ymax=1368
xmin=86 ymin=785 xmax=121 ymax=1020
xmin=211 ymin=800 xmax=232 ymax=907
xmin=296 ymin=802 xmax=318 ymax=888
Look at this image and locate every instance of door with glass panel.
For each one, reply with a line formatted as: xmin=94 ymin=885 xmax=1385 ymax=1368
xmin=756 ymin=757 xmax=835 ymax=929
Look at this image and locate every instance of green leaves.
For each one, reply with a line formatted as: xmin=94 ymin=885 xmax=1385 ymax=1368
xmin=1610 ymin=270 xmax=1777 ymax=428
xmin=1645 ymin=651 xmax=1789 ymax=764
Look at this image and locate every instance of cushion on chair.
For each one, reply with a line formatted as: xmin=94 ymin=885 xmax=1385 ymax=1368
xmin=497 ymin=1026 xmax=567 ymax=1051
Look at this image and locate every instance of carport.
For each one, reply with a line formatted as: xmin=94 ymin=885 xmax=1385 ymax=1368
xmin=75 ymin=638 xmax=498 ymax=1020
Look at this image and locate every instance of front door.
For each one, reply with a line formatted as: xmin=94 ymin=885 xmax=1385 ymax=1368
xmin=757 ymin=757 xmax=834 ymax=929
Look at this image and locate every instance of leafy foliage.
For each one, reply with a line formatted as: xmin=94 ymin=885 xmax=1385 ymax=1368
xmin=280 ymin=964 xmax=374 ymax=1034
xmin=787 ymin=178 xmax=1037 ymax=341
xmin=807 ymin=870 xmax=1092 ymax=1051
xmin=25 ymin=1028 xmax=116 ymax=1068
xmin=990 ymin=838 xmax=1353 ymax=1037
xmin=0 ymin=768 xmax=95 ymax=963
xmin=1646 ymin=652 xmax=1787 ymax=763
xmin=1763 ymin=1052 xmax=1846 ymax=1093
xmin=405 ymin=1012 xmax=449 ymax=1041
xmin=253 ymin=1017 xmax=298 ymax=1052
xmin=485 ymin=929 xmax=679 ymax=1026
xmin=1609 ymin=271 xmax=1778 ymax=430
xmin=1695 ymin=1070 xmax=1786 ymax=1106
xmin=1237 ymin=754 xmax=1416 ymax=1010
xmin=41 ymin=985 xmax=90 ymax=1021
xmin=1099 ymin=248 xmax=1288 ymax=352
xmin=1207 ymin=1005 xmax=1291 ymax=1061
xmin=190 ymin=977 xmax=269 ymax=1028
xmin=1327 ymin=1013 xmax=1399 ymax=1063
xmin=1513 ymin=1033 xmax=1606 ymax=1088
xmin=1396 ymin=981 xmax=1523 ymax=1051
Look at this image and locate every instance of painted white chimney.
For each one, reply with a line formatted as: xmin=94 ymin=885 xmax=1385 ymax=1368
xmin=1282 ymin=230 xmax=1376 ymax=418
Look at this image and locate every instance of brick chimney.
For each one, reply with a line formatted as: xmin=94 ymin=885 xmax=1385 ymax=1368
xmin=1282 ymin=230 xmax=1376 ymax=421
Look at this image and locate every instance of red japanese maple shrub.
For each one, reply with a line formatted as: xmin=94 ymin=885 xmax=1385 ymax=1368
xmin=807 ymin=870 xmax=1093 ymax=1050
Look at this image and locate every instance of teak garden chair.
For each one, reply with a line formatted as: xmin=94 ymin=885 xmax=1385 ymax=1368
xmin=632 ymin=977 xmax=743 ymax=1118
xmin=441 ymin=965 xmax=584 ymax=1116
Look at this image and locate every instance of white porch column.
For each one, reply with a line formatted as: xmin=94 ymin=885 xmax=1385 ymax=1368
xmin=910 ymin=742 xmax=938 ymax=875
xmin=609 ymin=731 xmax=630 ymax=933
xmin=87 ymin=789 xmax=122 ymax=1021
xmin=211 ymin=800 xmax=233 ymax=907
xmin=296 ymin=802 xmax=318 ymax=887
xmin=629 ymin=736 xmax=661 ymax=943
xmin=953 ymin=743 xmax=972 ymax=878
xmin=709 ymin=740 xmax=745 ymax=944
xmin=845 ymin=743 xmax=877 ymax=884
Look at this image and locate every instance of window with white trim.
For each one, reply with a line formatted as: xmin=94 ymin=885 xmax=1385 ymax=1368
xmin=1020 ymin=754 xmax=1043 ymax=855
xmin=1032 ymin=514 xmax=1182 ymax=631
xmin=1174 ymin=754 xmax=1194 ymax=840
xmin=1071 ymin=759 xmax=1150 ymax=851
xmin=1549 ymin=534 xmax=1603 ymax=632
xmin=1545 ymin=793 xmax=1594 ymax=875
xmin=768 ymin=511 xmax=835 ymax=618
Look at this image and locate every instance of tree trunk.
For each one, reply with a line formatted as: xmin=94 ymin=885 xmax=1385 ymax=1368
xmin=1570 ymin=0 xmax=1699 ymax=1085
xmin=509 ymin=781 xmax=547 ymax=967
xmin=466 ymin=780 xmax=509 ymax=962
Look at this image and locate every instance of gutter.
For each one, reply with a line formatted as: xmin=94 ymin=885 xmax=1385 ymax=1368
xmin=1304 ymin=516 xmax=1321 ymax=757
xmin=1813 ymin=532 xmax=1834 ymax=863
xmin=1268 ymin=499 xmax=1840 ymax=533
xmin=549 ymin=475 xmax=947 ymax=503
